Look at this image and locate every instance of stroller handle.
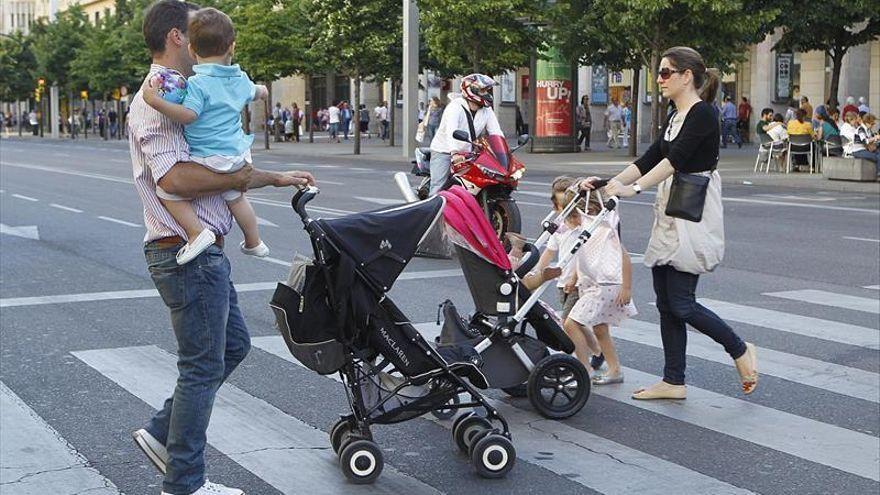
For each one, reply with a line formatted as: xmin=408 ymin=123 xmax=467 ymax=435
xmin=291 ymin=186 xmax=320 ymax=223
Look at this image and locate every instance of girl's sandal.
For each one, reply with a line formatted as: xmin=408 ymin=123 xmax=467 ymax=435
xmin=737 ymin=342 xmax=758 ymax=395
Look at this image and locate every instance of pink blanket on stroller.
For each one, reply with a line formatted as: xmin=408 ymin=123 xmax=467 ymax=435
xmin=439 ymin=186 xmax=511 ymax=270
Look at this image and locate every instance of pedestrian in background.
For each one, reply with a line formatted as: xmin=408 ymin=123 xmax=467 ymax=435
xmin=604 ymin=97 xmax=623 ymax=149
xmin=272 ymin=102 xmax=283 ymax=142
xmin=109 ymin=108 xmax=119 ymax=138
xmin=621 ymin=101 xmax=632 ymax=148
xmin=577 ymin=95 xmax=592 ymax=151
xmin=374 ymin=101 xmax=389 ymax=140
xmin=720 ymin=96 xmax=741 ymax=148
xmin=799 ymin=96 xmax=813 ymax=129
xmin=327 ymin=101 xmax=341 ymax=143
xmin=582 ymin=46 xmax=758 ymax=401
xmin=737 ymin=97 xmax=752 ymax=143
xmin=340 ymin=101 xmax=352 ymax=140
xmin=425 ymin=96 xmax=442 ymax=143
xmin=290 ymin=102 xmax=301 ymax=142
xmin=358 ymin=104 xmax=370 ymax=138
xmin=858 ymin=97 xmax=870 ymax=114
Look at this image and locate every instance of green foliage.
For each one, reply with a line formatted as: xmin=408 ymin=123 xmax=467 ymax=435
xmin=293 ymin=0 xmax=402 ymax=81
xmin=70 ymin=0 xmax=151 ymax=97
xmin=0 ymin=32 xmax=37 ymax=101
xmin=30 ymin=6 xmax=91 ymax=90
xmin=419 ymin=0 xmax=547 ymax=76
xmin=223 ymin=0 xmax=312 ymax=83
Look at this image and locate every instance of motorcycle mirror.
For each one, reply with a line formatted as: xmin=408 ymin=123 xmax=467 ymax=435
xmin=517 ymin=134 xmax=530 ymax=146
xmin=452 ymin=130 xmax=472 ymax=142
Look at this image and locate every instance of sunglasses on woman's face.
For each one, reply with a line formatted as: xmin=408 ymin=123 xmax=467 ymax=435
xmin=658 ymin=68 xmax=683 ymax=80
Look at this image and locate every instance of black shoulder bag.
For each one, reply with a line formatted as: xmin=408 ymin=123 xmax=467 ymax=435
xmin=664 ymin=111 xmax=716 ymax=223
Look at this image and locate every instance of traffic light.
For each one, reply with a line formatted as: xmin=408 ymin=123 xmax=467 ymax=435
xmin=81 ymin=90 xmax=88 ymax=100
xmin=37 ymin=78 xmax=45 ymax=87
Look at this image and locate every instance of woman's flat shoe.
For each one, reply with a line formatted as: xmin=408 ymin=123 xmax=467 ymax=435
xmin=240 ymin=240 xmax=269 ymax=257
xmin=632 ymin=381 xmax=686 ymax=400
xmin=176 ymin=229 xmax=215 ymax=265
xmin=592 ymin=373 xmax=624 ymax=385
xmin=737 ymin=342 xmax=759 ymax=394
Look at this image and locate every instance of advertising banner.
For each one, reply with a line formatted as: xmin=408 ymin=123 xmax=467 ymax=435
xmin=535 ymin=46 xmax=573 ymax=137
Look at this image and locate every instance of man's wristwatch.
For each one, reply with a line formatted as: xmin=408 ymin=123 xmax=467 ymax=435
xmin=632 ymin=183 xmax=642 ymax=194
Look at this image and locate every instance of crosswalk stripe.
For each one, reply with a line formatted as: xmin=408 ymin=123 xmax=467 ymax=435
xmin=615 ymin=320 xmax=879 ymax=403
xmin=763 ymin=289 xmax=880 ymax=314
xmin=699 ymin=298 xmax=880 ymax=350
xmin=71 ymin=345 xmax=442 ymax=495
xmin=407 ymin=324 xmax=880 ymax=481
xmin=0 ymin=382 xmax=121 ymax=494
xmin=252 ymin=335 xmax=753 ymax=495
xmin=865 ymin=285 xmax=880 ymax=291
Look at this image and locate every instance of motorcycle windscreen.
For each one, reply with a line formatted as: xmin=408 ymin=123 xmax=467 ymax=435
xmin=486 ymin=134 xmax=510 ymax=169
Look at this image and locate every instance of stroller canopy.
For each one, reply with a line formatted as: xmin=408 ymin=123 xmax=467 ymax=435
xmin=439 ymin=186 xmax=511 ymax=271
xmin=316 ymin=196 xmax=445 ymax=291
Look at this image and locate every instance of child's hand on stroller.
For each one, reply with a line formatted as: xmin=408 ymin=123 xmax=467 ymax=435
xmin=615 ymin=286 xmax=632 ymax=306
xmin=577 ymin=176 xmax=602 ymax=191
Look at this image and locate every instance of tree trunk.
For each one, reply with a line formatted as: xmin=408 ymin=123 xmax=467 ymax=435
xmin=629 ymin=67 xmax=640 ymax=157
xmin=827 ymin=49 xmax=845 ymax=108
xmin=264 ymin=83 xmax=271 ymax=150
xmin=69 ymin=91 xmax=75 ymax=139
xmin=389 ymin=79 xmax=396 ymax=147
xmin=242 ymin=106 xmax=251 ymax=134
xmin=307 ymin=74 xmax=314 ymax=143
xmin=650 ymin=50 xmax=661 ymax=142
xmin=354 ymin=76 xmax=361 ymax=155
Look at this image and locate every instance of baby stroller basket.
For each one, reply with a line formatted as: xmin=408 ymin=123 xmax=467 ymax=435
xmin=270 ymin=258 xmax=346 ymax=375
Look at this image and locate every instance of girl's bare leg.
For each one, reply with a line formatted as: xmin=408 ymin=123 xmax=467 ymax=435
xmin=563 ymin=318 xmax=601 ymax=369
xmin=593 ymin=324 xmax=621 ymax=375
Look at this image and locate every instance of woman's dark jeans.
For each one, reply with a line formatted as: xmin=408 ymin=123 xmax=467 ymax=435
xmin=652 ymin=265 xmax=747 ymax=385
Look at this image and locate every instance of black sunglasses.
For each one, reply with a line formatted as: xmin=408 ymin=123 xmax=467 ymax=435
xmin=658 ymin=68 xmax=683 ymax=80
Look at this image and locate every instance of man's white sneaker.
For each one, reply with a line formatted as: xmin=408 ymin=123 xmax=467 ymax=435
xmin=161 ymin=480 xmax=244 ymax=495
xmin=176 ymin=229 xmax=216 ymax=265
xmin=132 ymin=429 xmax=168 ymax=474
xmin=240 ymin=240 xmax=269 ymax=257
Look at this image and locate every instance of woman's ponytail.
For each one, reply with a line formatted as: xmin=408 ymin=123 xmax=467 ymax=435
xmin=700 ymin=69 xmax=720 ymax=104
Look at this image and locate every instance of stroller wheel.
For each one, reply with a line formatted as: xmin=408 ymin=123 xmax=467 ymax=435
xmin=471 ymin=434 xmax=516 ymax=478
xmin=501 ymin=383 xmax=528 ymax=398
xmin=453 ymin=414 xmax=492 ymax=454
xmin=330 ymin=418 xmax=354 ymax=455
xmin=339 ymin=440 xmax=384 ymax=484
xmin=430 ymin=394 xmax=460 ymax=420
xmin=527 ymin=354 xmax=590 ymax=419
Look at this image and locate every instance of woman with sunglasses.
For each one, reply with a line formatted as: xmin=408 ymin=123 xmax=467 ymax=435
xmin=579 ymin=46 xmax=758 ymax=400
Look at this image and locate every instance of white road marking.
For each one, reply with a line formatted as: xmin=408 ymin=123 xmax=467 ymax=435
xmin=11 ymin=193 xmax=38 ymax=201
xmin=843 ymin=236 xmax=880 ymax=243
xmin=615 ymin=320 xmax=879 ymax=403
xmin=355 ymin=196 xmax=405 ymax=206
xmin=0 ymin=223 xmax=40 ymax=240
xmin=1 ymin=161 xmax=134 ymax=185
xmin=255 ymin=216 xmax=278 ymax=227
xmin=864 ymin=285 xmax=880 ymax=291
xmin=97 ymin=216 xmax=140 ymax=228
xmin=49 ymin=203 xmax=83 ymax=213
xmin=0 ymin=382 xmax=121 ymax=494
xmin=73 ymin=346 xmax=439 ymax=495
xmin=0 ymin=269 xmax=461 ymax=308
xmin=253 ymin=335 xmax=754 ymax=495
xmin=764 ymin=289 xmax=880 ymax=315
xmin=700 ymin=298 xmax=880 ymax=350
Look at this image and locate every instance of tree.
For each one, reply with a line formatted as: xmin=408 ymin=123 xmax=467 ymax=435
xmin=294 ymin=0 xmax=402 ymax=154
xmin=774 ymin=1 xmax=879 ymax=107
xmin=31 ymin=6 xmax=90 ymax=93
xmin=223 ymin=0 xmax=311 ymax=149
xmin=419 ymin=0 xmax=546 ymax=76
xmin=0 ymin=32 xmax=37 ymax=103
xmin=552 ymin=0 xmax=782 ymax=140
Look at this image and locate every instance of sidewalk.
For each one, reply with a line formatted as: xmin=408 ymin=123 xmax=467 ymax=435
xmin=4 ymin=133 xmax=879 ymax=194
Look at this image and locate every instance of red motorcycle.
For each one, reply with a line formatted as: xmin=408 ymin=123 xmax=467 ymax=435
xmin=404 ymin=132 xmax=529 ymax=238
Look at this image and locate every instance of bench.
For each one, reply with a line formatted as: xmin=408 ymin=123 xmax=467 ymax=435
xmin=822 ymin=156 xmax=877 ymax=182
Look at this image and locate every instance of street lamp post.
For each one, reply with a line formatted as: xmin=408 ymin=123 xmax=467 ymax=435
xmin=401 ymin=0 xmax=419 ymax=158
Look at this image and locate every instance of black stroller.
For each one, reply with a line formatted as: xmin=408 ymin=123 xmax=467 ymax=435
xmin=434 ymin=185 xmax=619 ymax=419
xmin=270 ymin=187 xmax=516 ymax=484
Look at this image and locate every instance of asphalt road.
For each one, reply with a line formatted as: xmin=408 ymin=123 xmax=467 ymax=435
xmin=1 ymin=136 xmax=878 ymax=495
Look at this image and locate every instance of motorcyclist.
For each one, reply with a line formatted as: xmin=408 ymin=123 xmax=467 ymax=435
xmin=428 ymin=73 xmax=508 ymax=195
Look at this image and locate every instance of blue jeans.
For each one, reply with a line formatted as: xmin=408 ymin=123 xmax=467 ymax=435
xmin=721 ymin=119 xmax=741 ymax=146
xmin=428 ymin=151 xmax=452 ymax=195
xmin=342 ymin=119 xmax=351 ymax=139
xmin=652 ymin=265 xmax=746 ymax=385
xmin=852 ymin=149 xmax=880 ymax=174
xmin=143 ymin=242 xmax=251 ymax=494
xmin=329 ymin=122 xmax=339 ymax=139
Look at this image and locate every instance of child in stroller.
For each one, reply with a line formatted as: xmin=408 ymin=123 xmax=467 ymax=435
xmin=270 ymin=187 xmax=517 ymax=484
xmin=434 ymin=185 xmax=621 ymax=419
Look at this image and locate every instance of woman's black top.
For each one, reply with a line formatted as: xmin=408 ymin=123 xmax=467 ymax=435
xmin=634 ymin=101 xmax=720 ymax=175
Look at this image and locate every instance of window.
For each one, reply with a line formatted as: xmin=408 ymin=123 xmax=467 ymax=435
xmin=95 ymin=11 xmax=100 ymax=23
